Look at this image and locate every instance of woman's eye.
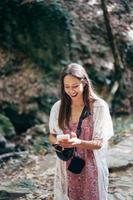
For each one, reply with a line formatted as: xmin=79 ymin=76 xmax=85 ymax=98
xmin=73 ymin=85 xmax=79 ymax=88
xmin=64 ymin=85 xmax=79 ymax=89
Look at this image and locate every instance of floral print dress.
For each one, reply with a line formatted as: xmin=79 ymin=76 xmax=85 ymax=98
xmin=64 ymin=115 xmax=99 ymax=200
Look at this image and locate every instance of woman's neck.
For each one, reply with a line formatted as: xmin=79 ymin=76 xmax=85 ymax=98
xmin=71 ymin=99 xmax=84 ymax=107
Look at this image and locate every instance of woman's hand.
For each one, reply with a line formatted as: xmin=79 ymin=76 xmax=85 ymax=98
xmin=69 ymin=137 xmax=82 ymax=146
xmin=59 ymin=131 xmax=81 ymax=148
xmin=59 ymin=139 xmax=73 ymax=148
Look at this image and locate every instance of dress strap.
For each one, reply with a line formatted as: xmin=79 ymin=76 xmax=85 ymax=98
xmin=76 ymin=106 xmax=90 ymax=138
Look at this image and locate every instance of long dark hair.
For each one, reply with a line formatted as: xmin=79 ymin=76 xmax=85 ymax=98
xmin=58 ymin=63 xmax=96 ymax=130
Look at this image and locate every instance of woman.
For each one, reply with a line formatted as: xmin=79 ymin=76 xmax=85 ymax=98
xmin=49 ymin=63 xmax=114 ymax=200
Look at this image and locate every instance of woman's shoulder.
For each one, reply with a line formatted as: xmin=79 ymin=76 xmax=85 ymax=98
xmin=93 ymin=97 xmax=108 ymax=108
xmin=51 ymin=100 xmax=61 ymax=112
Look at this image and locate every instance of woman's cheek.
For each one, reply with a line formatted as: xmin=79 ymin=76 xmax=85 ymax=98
xmin=65 ymin=91 xmax=70 ymax=98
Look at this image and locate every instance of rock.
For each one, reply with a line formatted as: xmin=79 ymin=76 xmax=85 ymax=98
xmin=108 ymin=134 xmax=133 ymax=171
xmin=0 ymin=188 xmax=29 ymax=199
xmin=0 ymin=133 xmax=7 ymax=148
xmin=3 ymin=104 xmax=37 ymax=134
xmin=0 ymin=114 xmax=16 ymax=139
xmin=36 ymin=111 xmax=49 ymax=124
xmin=0 ymin=139 xmax=15 ymax=155
xmin=27 ymin=124 xmax=48 ymax=136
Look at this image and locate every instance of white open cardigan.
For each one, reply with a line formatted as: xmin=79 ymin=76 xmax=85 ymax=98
xmin=49 ymin=98 xmax=114 ymax=200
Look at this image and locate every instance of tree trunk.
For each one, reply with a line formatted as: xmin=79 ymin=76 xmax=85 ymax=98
xmin=100 ymin=0 xmax=125 ymax=103
xmin=101 ymin=0 xmax=124 ymax=79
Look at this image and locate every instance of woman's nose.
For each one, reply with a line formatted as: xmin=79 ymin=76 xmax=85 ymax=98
xmin=69 ymin=89 xmax=76 ymax=95
xmin=70 ymin=88 xmax=75 ymax=92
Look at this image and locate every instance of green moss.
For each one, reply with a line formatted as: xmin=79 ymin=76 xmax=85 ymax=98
xmin=125 ymin=43 xmax=133 ymax=69
xmin=113 ymin=115 xmax=133 ymax=135
xmin=0 ymin=0 xmax=72 ymax=69
xmin=0 ymin=114 xmax=16 ymax=139
xmin=33 ymin=135 xmax=50 ymax=154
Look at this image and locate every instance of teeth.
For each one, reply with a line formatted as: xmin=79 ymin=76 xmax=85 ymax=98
xmin=71 ymin=94 xmax=77 ymax=97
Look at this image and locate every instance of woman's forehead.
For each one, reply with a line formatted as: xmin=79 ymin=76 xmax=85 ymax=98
xmin=64 ymin=75 xmax=81 ymax=84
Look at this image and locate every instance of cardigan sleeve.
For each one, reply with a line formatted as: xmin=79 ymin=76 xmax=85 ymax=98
xmin=49 ymin=100 xmax=63 ymax=135
xmin=93 ymin=99 xmax=114 ymax=142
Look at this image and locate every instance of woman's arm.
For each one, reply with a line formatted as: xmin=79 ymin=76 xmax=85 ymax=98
xmin=49 ymin=133 xmax=57 ymax=145
xmin=59 ymin=99 xmax=112 ymax=150
xmin=59 ymin=137 xmax=102 ymax=150
xmin=49 ymin=101 xmax=62 ymax=145
xmin=74 ymin=138 xmax=102 ymax=149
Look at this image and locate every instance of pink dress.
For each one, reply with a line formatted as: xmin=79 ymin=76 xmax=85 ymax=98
xmin=64 ymin=115 xmax=99 ymax=200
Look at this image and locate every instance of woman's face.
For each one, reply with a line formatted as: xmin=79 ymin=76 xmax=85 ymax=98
xmin=64 ymin=75 xmax=84 ymax=100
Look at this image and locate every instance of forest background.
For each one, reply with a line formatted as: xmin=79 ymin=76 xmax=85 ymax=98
xmin=0 ymin=0 xmax=133 ymax=199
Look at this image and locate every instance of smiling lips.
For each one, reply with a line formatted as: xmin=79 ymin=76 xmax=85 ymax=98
xmin=70 ymin=93 xmax=78 ymax=98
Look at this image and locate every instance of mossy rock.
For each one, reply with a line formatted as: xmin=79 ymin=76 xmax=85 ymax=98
xmin=3 ymin=103 xmax=37 ymax=134
xmin=0 ymin=0 xmax=72 ymax=69
xmin=0 ymin=114 xmax=16 ymax=139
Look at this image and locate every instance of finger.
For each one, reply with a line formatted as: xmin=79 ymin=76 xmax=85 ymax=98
xmin=70 ymin=131 xmax=77 ymax=138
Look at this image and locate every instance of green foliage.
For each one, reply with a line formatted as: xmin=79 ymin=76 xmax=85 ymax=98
xmin=98 ymin=46 xmax=110 ymax=58
xmin=125 ymin=43 xmax=133 ymax=69
xmin=17 ymin=179 xmax=36 ymax=189
xmin=121 ymin=0 xmax=131 ymax=12
xmin=86 ymin=66 xmax=108 ymax=86
xmin=7 ymin=178 xmax=36 ymax=190
xmin=0 ymin=57 xmax=21 ymax=76
xmin=3 ymin=103 xmax=37 ymax=134
xmin=37 ymin=94 xmax=58 ymax=114
xmin=0 ymin=114 xmax=16 ymax=139
xmin=33 ymin=135 xmax=50 ymax=154
xmin=0 ymin=0 xmax=72 ymax=69
xmin=113 ymin=115 xmax=133 ymax=135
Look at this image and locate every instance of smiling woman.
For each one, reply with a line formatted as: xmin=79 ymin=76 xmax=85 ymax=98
xmin=64 ymin=75 xmax=84 ymax=100
xmin=49 ymin=63 xmax=114 ymax=200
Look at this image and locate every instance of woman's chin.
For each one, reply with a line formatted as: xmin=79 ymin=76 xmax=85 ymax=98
xmin=71 ymin=94 xmax=78 ymax=99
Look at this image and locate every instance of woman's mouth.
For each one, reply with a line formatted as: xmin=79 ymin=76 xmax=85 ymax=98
xmin=70 ymin=93 xmax=78 ymax=98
